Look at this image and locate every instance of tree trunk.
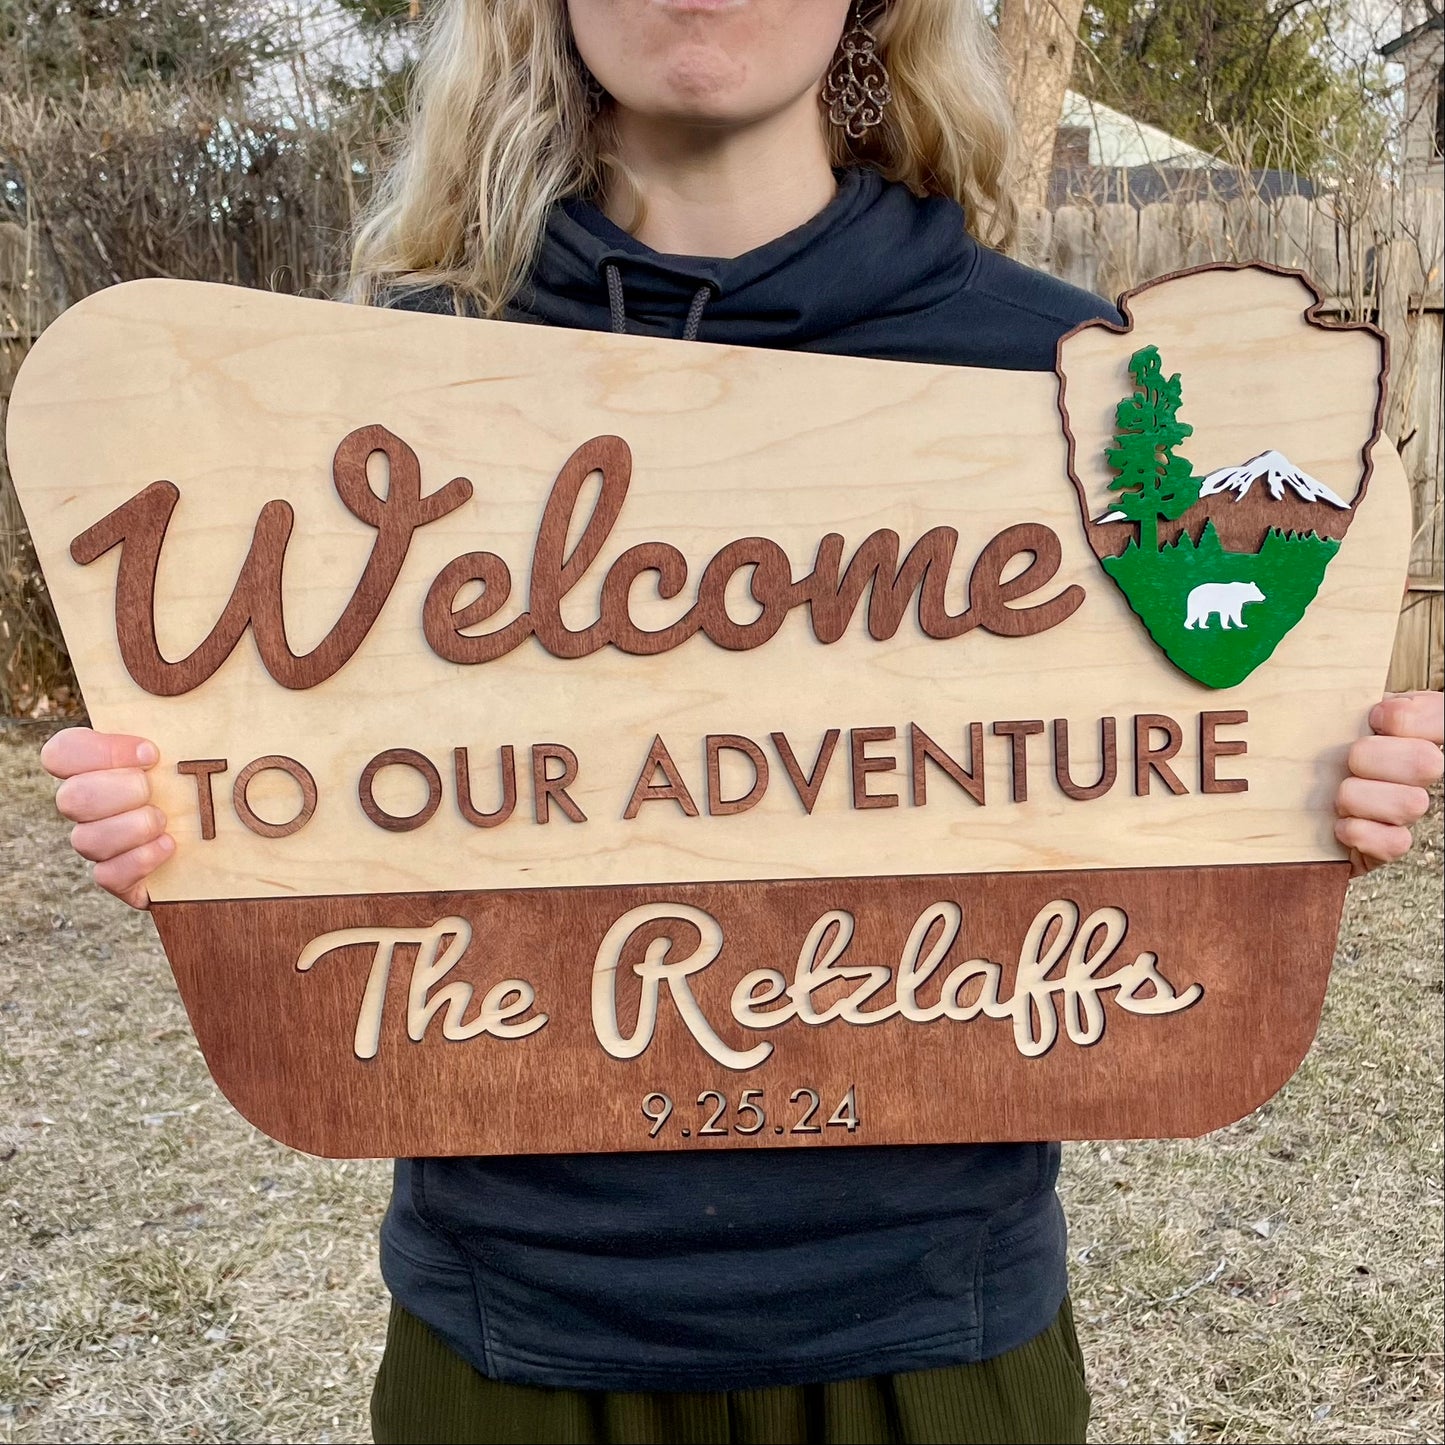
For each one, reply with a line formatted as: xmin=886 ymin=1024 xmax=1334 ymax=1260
xmin=996 ymin=0 xmax=1087 ymax=215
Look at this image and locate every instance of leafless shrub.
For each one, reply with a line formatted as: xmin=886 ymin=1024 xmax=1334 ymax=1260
xmin=0 ymin=84 xmax=386 ymax=715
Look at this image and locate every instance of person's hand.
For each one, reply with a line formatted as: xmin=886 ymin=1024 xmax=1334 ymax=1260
xmin=1336 ymin=691 xmax=1444 ymax=875
xmin=39 ymin=728 xmax=174 ymax=909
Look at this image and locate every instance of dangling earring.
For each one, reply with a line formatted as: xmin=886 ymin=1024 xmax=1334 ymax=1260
xmin=573 ymin=47 xmax=607 ymax=116
xmin=822 ymin=3 xmax=892 ymax=141
xmin=582 ymin=69 xmax=607 ymax=117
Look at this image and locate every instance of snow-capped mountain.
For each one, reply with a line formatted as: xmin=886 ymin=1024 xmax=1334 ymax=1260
xmin=1095 ymin=448 xmax=1349 ymax=524
xmin=1197 ymin=450 xmax=1349 ymax=508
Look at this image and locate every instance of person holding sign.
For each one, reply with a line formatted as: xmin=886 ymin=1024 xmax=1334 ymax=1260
xmin=38 ymin=1 xmax=1444 ymax=1442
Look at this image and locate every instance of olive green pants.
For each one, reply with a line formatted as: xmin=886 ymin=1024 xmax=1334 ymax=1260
xmin=371 ymin=1299 xmax=1090 ymax=1445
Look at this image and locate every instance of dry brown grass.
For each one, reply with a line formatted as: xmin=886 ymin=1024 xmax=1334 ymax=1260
xmin=0 ymin=724 xmax=1440 ymax=1444
xmin=1060 ymin=793 xmax=1443 ymax=1443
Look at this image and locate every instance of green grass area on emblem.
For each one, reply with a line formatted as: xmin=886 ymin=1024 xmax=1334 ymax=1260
xmin=1103 ymin=522 xmax=1340 ymax=689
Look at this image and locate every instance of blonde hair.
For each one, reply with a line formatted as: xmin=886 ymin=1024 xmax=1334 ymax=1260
xmin=348 ymin=0 xmax=1018 ymax=316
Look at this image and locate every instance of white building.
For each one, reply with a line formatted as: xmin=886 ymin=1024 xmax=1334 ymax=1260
xmin=1056 ymin=91 xmax=1223 ymax=170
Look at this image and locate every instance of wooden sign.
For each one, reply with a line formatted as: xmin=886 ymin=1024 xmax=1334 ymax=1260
xmin=5 ymin=265 xmax=1409 ymax=1157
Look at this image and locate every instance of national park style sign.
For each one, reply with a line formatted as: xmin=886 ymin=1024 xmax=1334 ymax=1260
xmin=5 ymin=265 xmax=1410 ymax=1157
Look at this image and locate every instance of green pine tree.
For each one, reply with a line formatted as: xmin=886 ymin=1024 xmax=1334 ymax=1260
xmin=1105 ymin=345 xmax=1202 ymax=553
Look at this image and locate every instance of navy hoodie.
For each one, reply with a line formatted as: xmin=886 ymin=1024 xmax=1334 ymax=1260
xmin=381 ymin=168 xmax=1120 ymax=1392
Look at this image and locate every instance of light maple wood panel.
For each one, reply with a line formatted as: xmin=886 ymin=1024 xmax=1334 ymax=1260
xmin=6 ymin=272 xmax=1411 ymax=904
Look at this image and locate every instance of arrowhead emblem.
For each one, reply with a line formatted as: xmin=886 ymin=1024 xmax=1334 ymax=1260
xmin=1057 ymin=266 xmax=1386 ymax=689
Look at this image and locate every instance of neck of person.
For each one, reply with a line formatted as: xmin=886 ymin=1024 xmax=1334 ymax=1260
xmin=604 ymin=89 xmax=838 ymax=260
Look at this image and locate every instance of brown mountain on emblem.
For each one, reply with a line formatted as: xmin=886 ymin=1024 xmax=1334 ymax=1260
xmin=1092 ymin=448 xmax=1356 ymax=559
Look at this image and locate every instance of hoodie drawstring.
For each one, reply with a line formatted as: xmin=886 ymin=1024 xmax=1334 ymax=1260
xmin=603 ymin=261 xmax=713 ymax=342
xmin=680 ymin=285 xmax=711 ymax=342
xmin=604 ymin=262 xmax=628 ymax=335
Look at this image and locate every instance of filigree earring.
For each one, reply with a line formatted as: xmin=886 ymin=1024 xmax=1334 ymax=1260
xmin=583 ymin=71 xmax=607 ymax=116
xmin=822 ymin=4 xmax=893 ymax=141
xmin=575 ymin=51 xmax=607 ymax=116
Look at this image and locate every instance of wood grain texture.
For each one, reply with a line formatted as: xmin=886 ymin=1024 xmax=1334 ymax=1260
xmin=358 ymin=748 xmax=443 ymax=833
xmin=232 ymin=754 xmax=317 ymax=838
xmin=1052 ymin=717 xmax=1118 ymax=801
xmin=4 ymin=269 xmax=1411 ymax=906
xmin=150 ymin=863 xmax=1347 ymax=1158
xmin=176 ymin=758 xmax=227 ymax=840
xmin=1200 ymin=710 xmax=1250 ymax=794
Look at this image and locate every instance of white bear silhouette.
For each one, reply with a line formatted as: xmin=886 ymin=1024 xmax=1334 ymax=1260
xmin=1185 ymin=581 xmax=1265 ymax=630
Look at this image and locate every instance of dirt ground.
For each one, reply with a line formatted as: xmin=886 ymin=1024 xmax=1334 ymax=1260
xmin=1 ymin=723 xmax=1441 ymax=1445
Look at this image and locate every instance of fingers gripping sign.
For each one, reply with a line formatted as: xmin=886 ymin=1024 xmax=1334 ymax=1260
xmin=41 ymin=727 xmax=174 ymax=909
xmin=1336 ymin=691 xmax=1445 ymax=874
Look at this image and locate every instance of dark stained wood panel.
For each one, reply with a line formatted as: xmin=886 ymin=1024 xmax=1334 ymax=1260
xmin=153 ymin=862 xmax=1346 ymax=1158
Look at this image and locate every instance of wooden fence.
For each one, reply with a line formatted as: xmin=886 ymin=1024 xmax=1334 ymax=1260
xmin=2 ymin=181 xmax=1442 ymax=710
